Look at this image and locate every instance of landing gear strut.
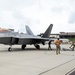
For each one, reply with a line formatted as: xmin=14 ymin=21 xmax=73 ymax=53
xmin=35 ymin=44 xmax=40 ymax=50
xmin=21 ymin=45 xmax=26 ymax=50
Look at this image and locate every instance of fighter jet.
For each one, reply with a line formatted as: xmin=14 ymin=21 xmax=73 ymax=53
xmin=0 ymin=24 xmax=53 ymax=51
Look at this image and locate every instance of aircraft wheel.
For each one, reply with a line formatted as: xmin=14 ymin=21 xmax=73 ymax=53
xmin=35 ymin=45 xmax=40 ymax=50
xmin=8 ymin=47 xmax=12 ymax=52
xmin=21 ymin=45 xmax=26 ymax=50
xmin=72 ymin=47 xmax=74 ymax=51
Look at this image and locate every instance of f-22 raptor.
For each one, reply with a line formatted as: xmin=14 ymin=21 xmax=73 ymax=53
xmin=0 ymin=24 xmax=53 ymax=51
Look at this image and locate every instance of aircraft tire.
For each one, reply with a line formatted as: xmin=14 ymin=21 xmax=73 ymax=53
xmin=8 ymin=47 xmax=12 ymax=52
xmin=35 ymin=45 xmax=40 ymax=50
xmin=21 ymin=45 xmax=26 ymax=50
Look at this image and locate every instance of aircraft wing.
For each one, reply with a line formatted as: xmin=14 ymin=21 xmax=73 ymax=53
xmin=18 ymin=36 xmax=49 ymax=45
xmin=0 ymin=33 xmax=49 ymax=45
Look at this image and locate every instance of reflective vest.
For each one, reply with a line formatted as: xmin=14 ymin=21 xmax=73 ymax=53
xmin=55 ymin=40 xmax=61 ymax=45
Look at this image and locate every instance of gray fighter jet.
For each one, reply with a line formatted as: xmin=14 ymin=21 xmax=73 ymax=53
xmin=0 ymin=24 xmax=53 ymax=51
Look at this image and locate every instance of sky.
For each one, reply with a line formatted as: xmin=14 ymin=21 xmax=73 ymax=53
xmin=0 ymin=0 xmax=75 ymax=35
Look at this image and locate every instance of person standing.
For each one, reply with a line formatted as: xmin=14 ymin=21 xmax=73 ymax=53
xmin=55 ymin=38 xmax=61 ymax=55
xmin=48 ymin=40 xmax=52 ymax=50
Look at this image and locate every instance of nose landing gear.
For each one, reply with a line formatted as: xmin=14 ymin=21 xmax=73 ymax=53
xmin=8 ymin=45 xmax=12 ymax=52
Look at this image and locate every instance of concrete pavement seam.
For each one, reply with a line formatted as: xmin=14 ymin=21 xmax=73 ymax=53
xmin=38 ymin=58 xmax=75 ymax=75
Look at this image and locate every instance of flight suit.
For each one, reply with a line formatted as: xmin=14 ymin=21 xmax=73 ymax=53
xmin=55 ymin=39 xmax=61 ymax=55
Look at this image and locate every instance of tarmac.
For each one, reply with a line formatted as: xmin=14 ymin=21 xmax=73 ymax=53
xmin=0 ymin=44 xmax=75 ymax=75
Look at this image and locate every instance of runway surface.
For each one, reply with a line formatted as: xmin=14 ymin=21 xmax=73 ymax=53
xmin=0 ymin=44 xmax=75 ymax=75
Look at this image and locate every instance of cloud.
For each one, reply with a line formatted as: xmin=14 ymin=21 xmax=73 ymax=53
xmin=0 ymin=0 xmax=75 ymax=34
xmin=0 ymin=0 xmax=41 ymax=11
xmin=68 ymin=12 xmax=75 ymax=23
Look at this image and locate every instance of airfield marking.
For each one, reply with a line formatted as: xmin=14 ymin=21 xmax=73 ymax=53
xmin=38 ymin=58 xmax=75 ymax=75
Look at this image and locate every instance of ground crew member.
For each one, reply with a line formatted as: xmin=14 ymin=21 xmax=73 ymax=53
xmin=55 ymin=38 xmax=61 ymax=55
xmin=48 ymin=40 xmax=52 ymax=50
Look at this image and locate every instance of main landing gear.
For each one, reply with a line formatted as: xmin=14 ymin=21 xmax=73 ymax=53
xmin=8 ymin=45 xmax=26 ymax=52
xmin=34 ymin=44 xmax=40 ymax=50
xmin=8 ymin=44 xmax=40 ymax=51
xmin=21 ymin=45 xmax=26 ymax=50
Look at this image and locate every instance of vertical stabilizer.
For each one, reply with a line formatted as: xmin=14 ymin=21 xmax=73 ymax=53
xmin=26 ymin=26 xmax=34 ymax=35
xmin=42 ymin=24 xmax=53 ymax=38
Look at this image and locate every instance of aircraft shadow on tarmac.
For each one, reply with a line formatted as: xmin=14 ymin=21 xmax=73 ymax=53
xmin=0 ymin=48 xmax=57 ymax=52
xmin=0 ymin=47 xmax=74 ymax=52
